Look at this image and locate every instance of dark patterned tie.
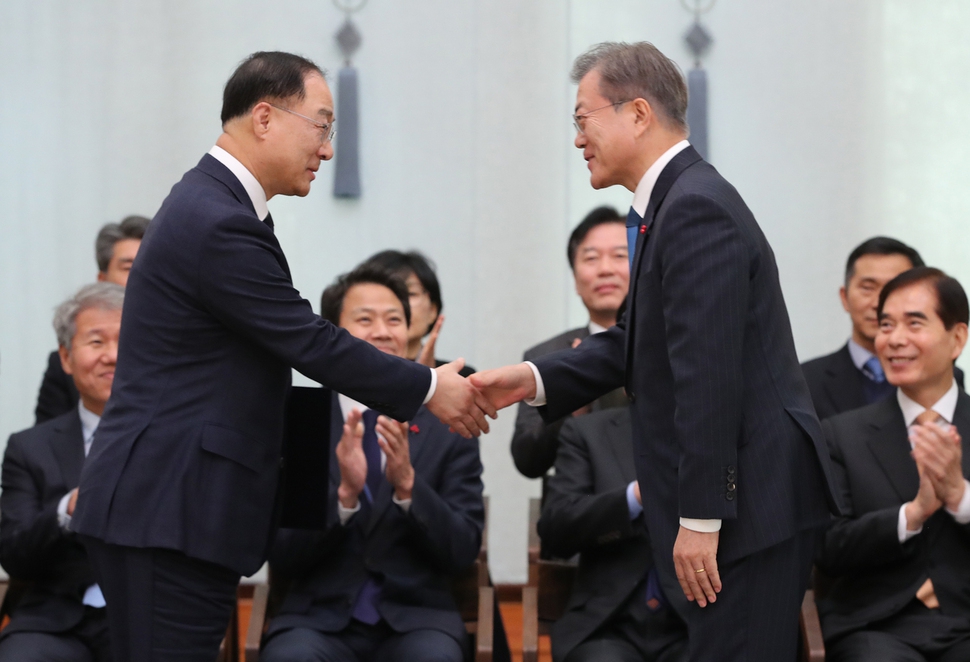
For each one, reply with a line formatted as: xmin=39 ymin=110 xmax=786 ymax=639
xmin=361 ymin=409 xmax=382 ymax=501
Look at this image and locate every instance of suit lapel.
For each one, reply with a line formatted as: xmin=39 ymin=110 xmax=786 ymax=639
xmin=865 ymin=399 xmax=919 ymax=502
xmin=50 ymin=411 xmax=86 ymax=488
xmin=605 ymin=412 xmax=635 ymax=483
xmin=196 ymin=154 xmax=259 ymax=219
xmin=625 ymin=145 xmax=704 ymax=367
xmin=364 ymin=409 xmax=424 ymax=536
xmin=953 ymin=392 xmax=970 ymax=477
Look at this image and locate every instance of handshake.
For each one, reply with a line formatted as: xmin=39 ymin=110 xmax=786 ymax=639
xmin=425 ymin=360 xmax=540 ymax=438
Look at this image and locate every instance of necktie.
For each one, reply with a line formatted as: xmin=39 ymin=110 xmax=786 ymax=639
xmin=912 ymin=408 xmax=944 ymax=610
xmin=264 ymin=213 xmax=274 ymax=232
xmin=626 ymin=207 xmax=642 ymax=271
xmin=361 ymin=409 xmax=382 ymax=501
xmin=644 ymin=568 xmax=667 ymax=611
xmin=861 ymin=356 xmax=895 ymax=404
xmin=351 ymin=408 xmax=386 ymax=625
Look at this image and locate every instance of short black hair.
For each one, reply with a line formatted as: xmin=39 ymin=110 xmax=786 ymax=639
xmin=320 ymin=264 xmax=411 ymax=328
xmin=845 ymin=237 xmax=924 ymax=287
xmin=95 ymin=215 xmax=151 ymax=272
xmin=364 ymin=250 xmax=442 ymax=335
xmin=567 ymin=206 xmax=624 ymax=270
xmin=221 ymin=51 xmax=324 ymax=124
xmin=878 ymin=266 xmax=969 ymax=331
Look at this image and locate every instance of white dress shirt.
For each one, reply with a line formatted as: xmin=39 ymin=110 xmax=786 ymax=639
xmin=206 ymin=145 xmax=437 ymax=405
xmin=57 ymin=402 xmax=106 ymax=608
xmin=896 ymin=380 xmax=970 ymax=542
xmin=336 ymin=394 xmax=412 ymax=525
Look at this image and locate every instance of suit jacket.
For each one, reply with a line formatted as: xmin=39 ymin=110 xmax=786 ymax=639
xmin=0 ymin=410 xmax=97 ymax=638
xmin=817 ymin=393 xmax=970 ymax=641
xmin=532 ymin=146 xmax=840 ymax=579
xmin=265 ymin=397 xmax=484 ymax=647
xmin=538 ymin=408 xmax=686 ymax=662
xmin=72 ymin=154 xmax=432 ymax=576
xmin=34 ymin=350 xmax=78 ymax=425
xmin=511 ymin=327 xmax=627 ymax=479
xmin=802 ymin=343 xmax=966 ymax=421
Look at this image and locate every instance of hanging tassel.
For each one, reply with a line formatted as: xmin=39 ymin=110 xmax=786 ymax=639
xmin=687 ymin=67 xmax=708 ymax=161
xmin=333 ymin=66 xmax=361 ymax=198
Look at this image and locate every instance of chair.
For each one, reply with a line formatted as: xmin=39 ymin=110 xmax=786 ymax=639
xmin=521 ymin=497 xmax=827 ymax=662
xmin=243 ymin=498 xmax=495 ymax=662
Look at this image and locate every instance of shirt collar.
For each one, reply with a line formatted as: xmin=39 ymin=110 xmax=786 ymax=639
xmin=208 ymin=145 xmax=270 ymax=221
xmin=846 ymin=338 xmax=875 ymax=372
xmin=77 ymin=401 xmax=101 ymax=455
xmin=631 ymin=140 xmax=691 ymax=218
xmin=588 ymin=321 xmax=608 ymax=335
xmin=897 ymin=379 xmax=958 ymax=427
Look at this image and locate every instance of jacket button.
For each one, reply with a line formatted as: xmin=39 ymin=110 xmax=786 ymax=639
xmin=726 ymin=483 xmax=736 ymax=492
xmin=726 ymin=492 xmax=735 ymax=501
xmin=727 ymin=466 xmax=736 ymax=475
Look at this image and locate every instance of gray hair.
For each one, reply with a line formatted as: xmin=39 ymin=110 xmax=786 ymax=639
xmin=571 ymin=42 xmax=689 ymax=135
xmin=53 ymin=283 xmax=125 ymax=351
xmin=95 ymin=215 xmax=151 ymax=273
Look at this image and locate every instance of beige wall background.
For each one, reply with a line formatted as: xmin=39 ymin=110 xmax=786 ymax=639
xmin=2 ymin=0 xmax=969 ymax=582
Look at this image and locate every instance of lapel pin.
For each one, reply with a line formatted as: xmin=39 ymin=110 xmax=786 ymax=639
xmin=409 ymin=424 xmax=420 ymax=434
xmin=640 ymin=224 xmax=647 ymax=234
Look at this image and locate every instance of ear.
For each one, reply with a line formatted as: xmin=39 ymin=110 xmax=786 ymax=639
xmin=58 ymin=345 xmax=74 ymax=376
xmin=629 ymin=98 xmax=654 ymax=137
xmin=951 ymin=322 xmax=968 ymax=360
xmin=251 ymin=102 xmax=273 ymax=139
xmin=839 ymin=286 xmax=850 ymax=313
xmin=96 ymin=271 xmax=107 ymax=282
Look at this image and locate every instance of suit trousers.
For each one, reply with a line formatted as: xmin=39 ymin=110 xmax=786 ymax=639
xmin=260 ymin=620 xmax=467 ymax=662
xmin=686 ymin=527 xmax=817 ymax=662
xmin=0 ymin=606 xmax=110 ymax=662
xmin=826 ymin=600 xmax=970 ymax=662
xmin=81 ymin=535 xmax=239 ymax=662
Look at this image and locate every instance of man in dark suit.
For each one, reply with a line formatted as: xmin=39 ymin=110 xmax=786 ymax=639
xmin=802 ymin=237 xmax=930 ymax=421
xmin=0 ymin=282 xmax=124 ymax=661
xmin=34 ymin=214 xmax=150 ymax=424
xmin=473 ymin=41 xmax=839 ymax=660
xmin=510 ymin=206 xmax=629 ymax=481
xmin=260 ymin=265 xmax=484 ymax=662
xmin=538 ymin=407 xmax=687 ymax=662
xmin=818 ymin=267 xmax=970 ymax=661
xmin=71 ymin=52 xmax=492 ymax=662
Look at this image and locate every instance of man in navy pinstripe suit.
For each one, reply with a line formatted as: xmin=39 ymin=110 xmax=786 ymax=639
xmin=473 ymin=42 xmax=841 ymax=660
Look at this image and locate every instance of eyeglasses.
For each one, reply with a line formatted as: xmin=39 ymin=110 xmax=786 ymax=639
xmin=268 ymin=103 xmax=336 ymax=143
xmin=572 ymin=100 xmax=631 ymax=135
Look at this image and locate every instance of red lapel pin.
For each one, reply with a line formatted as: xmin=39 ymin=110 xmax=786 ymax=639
xmin=640 ymin=224 xmax=647 ymax=234
xmin=409 ymin=424 xmax=420 ymax=434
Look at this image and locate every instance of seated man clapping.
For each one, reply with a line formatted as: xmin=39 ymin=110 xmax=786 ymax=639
xmin=260 ymin=264 xmax=485 ymax=662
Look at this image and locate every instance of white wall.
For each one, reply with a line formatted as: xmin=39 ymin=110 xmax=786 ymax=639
xmin=2 ymin=1 xmax=969 ymax=583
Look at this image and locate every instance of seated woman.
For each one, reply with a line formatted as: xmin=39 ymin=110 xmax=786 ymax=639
xmin=365 ymin=250 xmax=475 ymax=376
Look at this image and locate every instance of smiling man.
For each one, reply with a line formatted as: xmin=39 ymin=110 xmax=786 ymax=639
xmin=818 ymin=267 xmax=970 ymax=661
xmin=802 ymin=238 xmax=932 ymax=421
xmin=473 ymin=41 xmax=840 ymax=660
xmin=261 ymin=264 xmax=484 ymax=662
xmin=70 ymin=51 xmax=493 ymax=662
xmin=0 ymin=283 xmax=123 ymax=662
xmin=510 ymin=206 xmax=630 ymax=483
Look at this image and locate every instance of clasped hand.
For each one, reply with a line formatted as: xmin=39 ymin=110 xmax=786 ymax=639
xmin=336 ymin=409 xmax=415 ymax=508
xmin=907 ymin=421 xmax=965 ymax=527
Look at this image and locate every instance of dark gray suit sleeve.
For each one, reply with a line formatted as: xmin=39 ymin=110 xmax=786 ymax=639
xmin=0 ymin=434 xmax=70 ymax=579
xmin=538 ymin=418 xmax=636 ymax=559
xmin=817 ymin=419 xmax=914 ymax=575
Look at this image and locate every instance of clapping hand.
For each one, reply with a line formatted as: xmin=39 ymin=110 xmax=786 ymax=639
xmin=335 ymin=409 xmax=367 ymax=509
xmin=376 ymin=416 xmax=414 ymax=500
xmin=911 ymin=421 xmax=965 ymax=511
xmin=416 ymin=315 xmax=446 ymax=369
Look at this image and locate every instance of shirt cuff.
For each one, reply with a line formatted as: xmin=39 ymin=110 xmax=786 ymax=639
xmin=422 ymin=368 xmax=437 ymax=405
xmin=945 ymin=479 xmax=970 ymax=524
xmin=57 ymin=492 xmax=73 ymax=530
xmin=392 ymin=494 xmax=412 ymax=513
xmin=524 ymin=362 xmax=546 ymax=407
xmin=680 ymin=518 xmax=721 ymax=533
xmin=338 ymin=499 xmax=361 ymax=525
xmin=626 ymin=481 xmax=643 ymax=520
xmin=898 ymin=504 xmax=922 ymax=542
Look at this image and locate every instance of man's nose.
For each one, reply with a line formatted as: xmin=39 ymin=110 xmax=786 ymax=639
xmin=319 ymin=140 xmax=334 ymax=161
xmin=104 ymin=340 xmax=119 ymax=364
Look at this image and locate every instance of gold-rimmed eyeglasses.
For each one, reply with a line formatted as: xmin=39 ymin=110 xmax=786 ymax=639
xmin=572 ymin=100 xmax=631 ymax=135
xmin=268 ymin=103 xmax=336 ymax=143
